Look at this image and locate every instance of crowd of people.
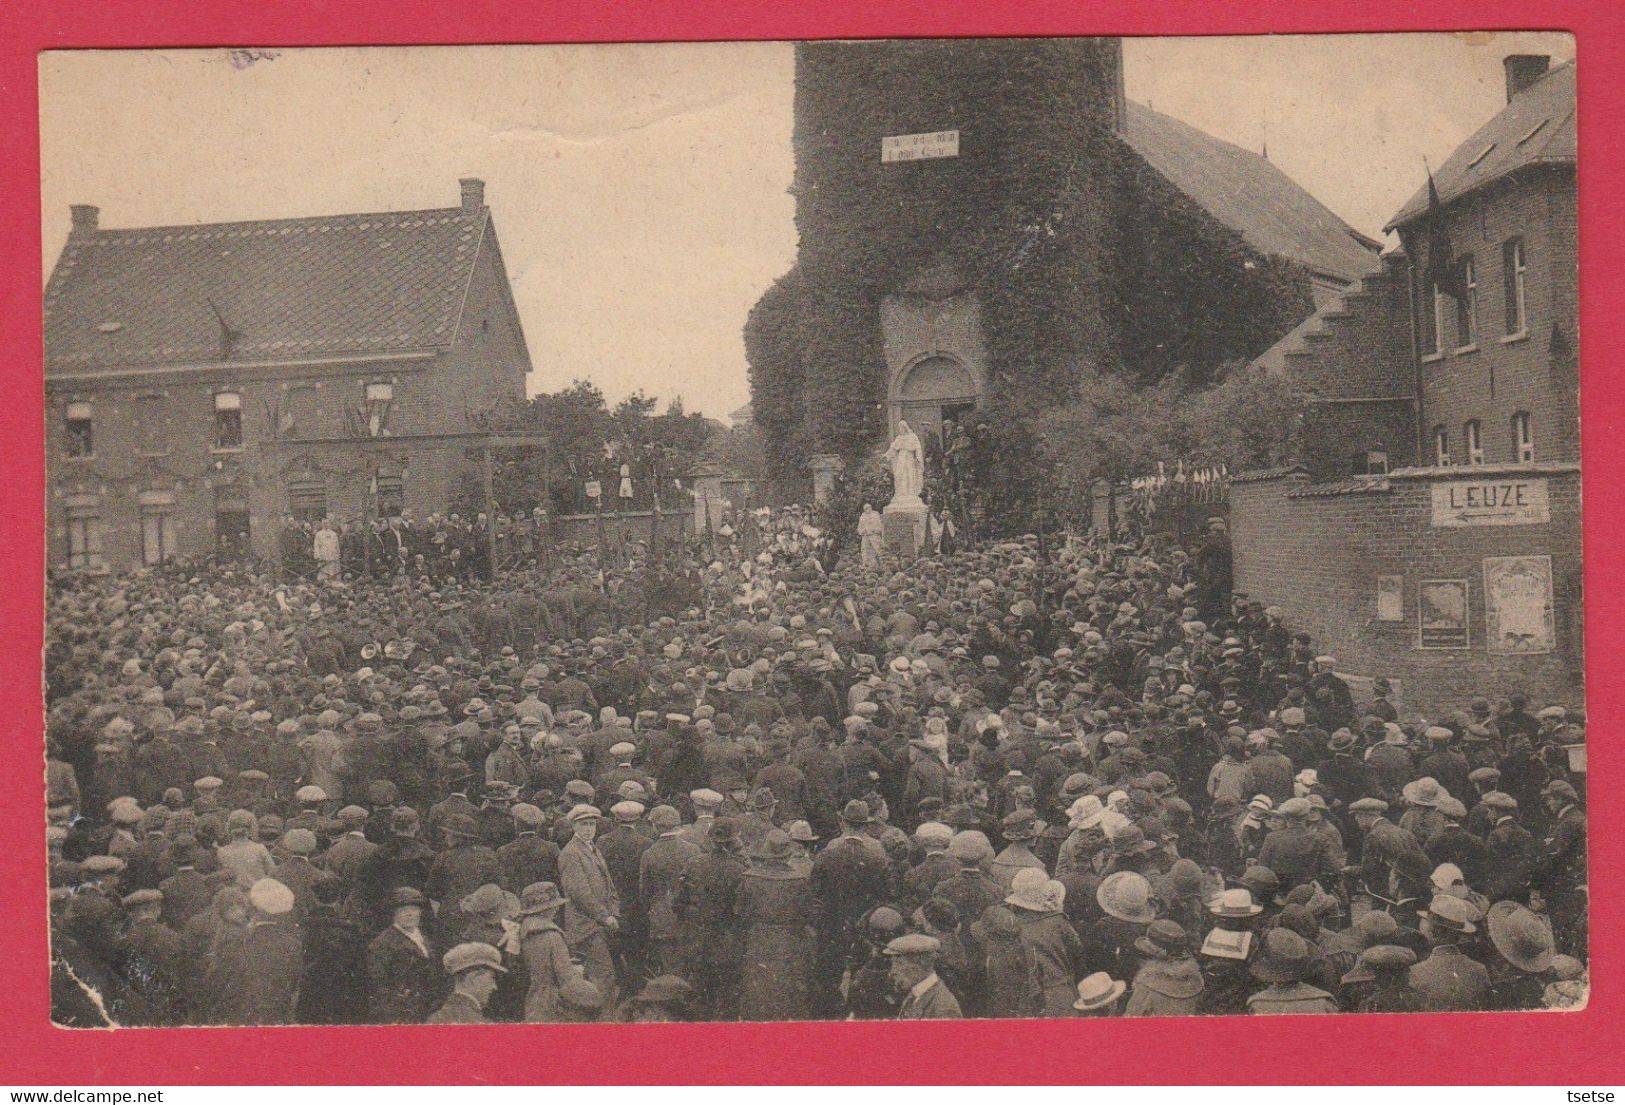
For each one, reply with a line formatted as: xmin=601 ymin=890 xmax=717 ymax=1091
xmin=46 ymin=512 xmax=1588 ymax=1025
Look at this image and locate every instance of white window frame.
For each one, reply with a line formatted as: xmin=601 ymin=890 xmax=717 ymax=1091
xmin=1513 ymin=411 xmax=1534 ymax=463
xmin=1503 ymin=239 xmax=1529 ymax=341
xmin=1465 ymin=420 xmax=1484 ymax=465
xmin=1454 ymin=257 xmax=1478 ymax=352
xmin=1423 ymin=284 xmax=1445 ymax=361
xmin=64 ymin=401 xmax=94 ymax=458
xmin=1433 ymin=426 xmax=1451 ymax=467
xmin=213 ymin=391 xmax=243 ymax=450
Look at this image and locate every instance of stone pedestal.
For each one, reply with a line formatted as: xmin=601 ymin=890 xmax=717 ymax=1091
xmin=808 ymin=454 xmax=846 ymax=504
xmin=883 ymin=497 xmax=928 ymax=558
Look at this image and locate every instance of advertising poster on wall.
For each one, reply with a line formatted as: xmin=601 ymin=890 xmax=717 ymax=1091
xmin=1419 ymin=578 xmax=1470 ymax=648
xmin=1484 ymin=554 xmax=1556 ymax=654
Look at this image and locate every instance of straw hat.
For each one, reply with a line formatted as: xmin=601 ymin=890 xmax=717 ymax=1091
xmin=1487 ymin=901 xmax=1556 ymax=973
xmin=1072 ymin=972 xmax=1126 ymax=1011
xmin=1096 ymin=871 xmax=1157 ymax=924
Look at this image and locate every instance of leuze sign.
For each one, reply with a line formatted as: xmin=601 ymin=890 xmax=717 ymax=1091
xmin=882 ymin=130 xmax=960 ymax=163
xmin=1430 ymin=477 xmax=1550 ymax=527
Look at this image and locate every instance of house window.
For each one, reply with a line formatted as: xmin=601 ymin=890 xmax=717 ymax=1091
xmin=373 ymin=474 xmax=404 ymax=519
xmin=288 ymin=481 xmax=328 ymax=524
xmin=1503 ymin=238 xmax=1528 ymax=337
xmin=213 ymin=391 xmax=243 ymax=450
xmin=1433 ymin=425 xmax=1451 ymax=466
xmin=65 ymin=498 xmax=101 ymax=569
xmin=364 ymin=381 xmax=393 ymax=438
xmin=1365 ymin=449 xmax=1389 ymax=476
xmin=1513 ymin=411 xmax=1534 ymax=463
xmin=65 ymin=401 xmax=93 ymax=457
xmin=139 ymin=490 xmax=179 ymax=566
xmin=1464 ymin=420 xmax=1484 ymax=465
xmin=1454 ymin=256 xmax=1477 ymax=349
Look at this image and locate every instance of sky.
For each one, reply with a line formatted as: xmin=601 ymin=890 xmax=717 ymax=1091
xmin=40 ymin=32 xmax=1574 ymax=422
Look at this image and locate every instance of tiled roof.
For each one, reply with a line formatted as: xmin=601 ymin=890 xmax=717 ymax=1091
xmin=1230 ymin=465 xmax=1310 ymax=484
xmin=45 ymin=204 xmax=487 ymax=373
xmin=1385 ymin=61 xmax=1575 ymax=231
xmin=1123 ymin=101 xmax=1382 ymax=284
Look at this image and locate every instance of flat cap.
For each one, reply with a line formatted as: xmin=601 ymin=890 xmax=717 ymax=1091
xmin=610 ymin=800 xmax=646 ymax=821
xmin=1349 ymin=797 xmax=1390 ymax=814
xmin=295 ymin=785 xmax=328 ymax=803
xmin=122 ymin=888 xmax=163 ymax=908
xmin=282 ymin=828 xmax=318 ymax=855
xmin=883 ymin=933 xmax=942 ymax=957
xmin=249 ymin=878 xmax=295 ymax=916
xmin=443 ymin=942 xmax=507 ymax=976
xmin=82 ymin=855 xmax=126 ymax=874
xmin=567 ymin=803 xmax=604 ymax=822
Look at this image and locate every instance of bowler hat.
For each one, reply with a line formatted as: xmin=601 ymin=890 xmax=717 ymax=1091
xmin=1250 ymin=927 xmax=1311 ymax=983
xmin=1135 ymin=919 xmax=1190 ymax=959
xmin=841 ymin=799 xmax=873 ymax=824
xmin=390 ymin=886 xmax=428 ymax=909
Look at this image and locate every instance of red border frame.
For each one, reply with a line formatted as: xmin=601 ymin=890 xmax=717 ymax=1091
xmin=3 ymin=0 xmax=1621 ymax=1085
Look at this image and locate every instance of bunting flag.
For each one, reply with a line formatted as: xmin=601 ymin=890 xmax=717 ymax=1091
xmin=1423 ymin=162 xmax=1466 ymax=301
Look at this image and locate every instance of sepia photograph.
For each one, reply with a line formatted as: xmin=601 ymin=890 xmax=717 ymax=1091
xmin=39 ymin=32 xmax=1585 ymax=1031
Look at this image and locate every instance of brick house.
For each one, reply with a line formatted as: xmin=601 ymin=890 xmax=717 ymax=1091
xmin=44 ymin=178 xmax=533 ymax=569
xmin=1231 ymin=56 xmax=1580 ymax=711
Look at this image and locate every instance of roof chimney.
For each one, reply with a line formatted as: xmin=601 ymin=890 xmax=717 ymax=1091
xmin=1504 ymin=54 xmax=1550 ymax=103
xmin=459 ymin=177 xmax=485 ymax=212
xmin=70 ymin=204 xmax=99 ymax=232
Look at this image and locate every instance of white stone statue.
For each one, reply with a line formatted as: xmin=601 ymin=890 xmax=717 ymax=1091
xmin=886 ymin=420 xmax=926 ymax=504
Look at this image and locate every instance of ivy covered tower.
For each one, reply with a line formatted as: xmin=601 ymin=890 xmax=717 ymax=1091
xmin=747 ymin=36 xmax=1379 ymax=494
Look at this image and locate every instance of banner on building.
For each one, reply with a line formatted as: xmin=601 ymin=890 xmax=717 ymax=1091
xmin=1483 ymin=555 xmax=1556 ymax=654
xmin=881 ymin=130 xmax=960 ymax=162
xmin=1418 ymin=578 xmax=1470 ymax=649
xmin=1376 ymin=574 xmax=1404 ymax=622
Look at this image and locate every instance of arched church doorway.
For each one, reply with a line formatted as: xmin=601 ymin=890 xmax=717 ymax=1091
xmin=892 ymin=354 xmax=980 ymax=447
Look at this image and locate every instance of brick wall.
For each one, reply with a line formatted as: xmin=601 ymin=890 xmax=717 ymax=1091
xmin=1230 ymin=464 xmax=1583 ymax=713
xmin=1399 ymin=167 xmax=1579 ymax=467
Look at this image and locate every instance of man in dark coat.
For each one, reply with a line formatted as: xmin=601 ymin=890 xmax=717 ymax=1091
xmin=114 ymin=889 xmax=190 ymax=1026
xmin=640 ymin=805 xmax=702 ymax=976
xmin=496 ymin=802 xmax=561 ymax=892
xmin=809 ymin=801 xmax=893 ymax=1017
xmin=297 ymin=878 xmax=370 ymax=1025
xmin=674 ymin=818 xmax=747 ymax=1019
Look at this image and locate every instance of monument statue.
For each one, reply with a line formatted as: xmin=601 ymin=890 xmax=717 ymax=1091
xmin=886 ymin=420 xmax=926 ymax=504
